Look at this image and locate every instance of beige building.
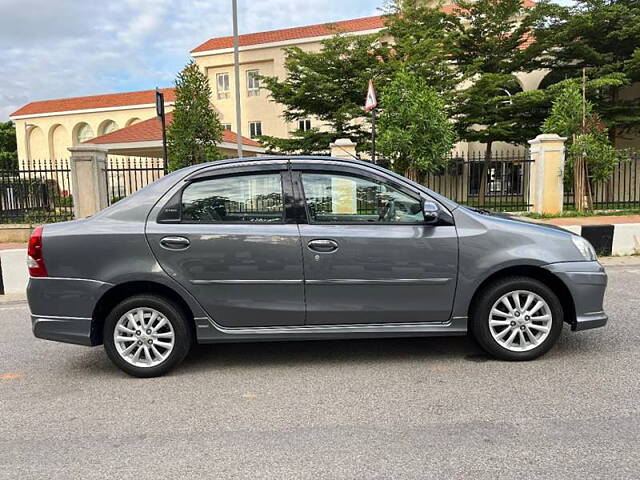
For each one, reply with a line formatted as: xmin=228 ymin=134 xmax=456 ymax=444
xmin=11 ymin=89 xmax=177 ymax=164
xmin=189 ymin=2 xmax=553 ymax=155
xmin=190 ymin=15 xmax=387 ymax=141
xmin=9 ymin=88 xmax=262 ymax=164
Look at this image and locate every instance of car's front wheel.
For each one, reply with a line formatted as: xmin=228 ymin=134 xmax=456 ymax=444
xmin=470 ymin=276 xmax=564 ymax=361
xmin=103 ymin=295 xmax=192 ymax=377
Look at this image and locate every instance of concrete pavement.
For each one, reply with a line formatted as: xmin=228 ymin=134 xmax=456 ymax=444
xmin=1 ymin=263 xmax=639 ymax=479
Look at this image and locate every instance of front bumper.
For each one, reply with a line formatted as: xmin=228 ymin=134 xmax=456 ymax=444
xmin=543 ymin=261 xmax=608 ymax=331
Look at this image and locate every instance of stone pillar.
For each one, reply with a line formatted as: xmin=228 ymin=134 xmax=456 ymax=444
xmin=528 ymin=134 xmax=567 ymax=215
xmin=68 ymin=145 xmax=109 ymax=219
xmin=330 ymin=138 xmax=357 ymax=159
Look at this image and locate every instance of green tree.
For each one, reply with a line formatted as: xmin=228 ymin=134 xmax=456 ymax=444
xmin=378 ymin=70 xmax=455 ymax=180
xmin=528 ymin=0 xmax=640 ymax=141
xmin=454 ymin=73 xmax=526 ymax=202
xmin=449 ymin=0 xmax=539 ymax=76
xmin=542 ymin=84 xmax=589 ymax=139
xmin=542 ymin=83 xmax=619 ymax=211
xmin=260 ymin=33 xmax=393 ymax=154
xmin=382 ymin=0 xmax=461 ymax=95
xmin=448 ymin=0 xmax=541 ymax=203
xmin=167 ymin=61 xmax=223 ymax=171
xmin=0 ymin=121 xmax=18 ymax=170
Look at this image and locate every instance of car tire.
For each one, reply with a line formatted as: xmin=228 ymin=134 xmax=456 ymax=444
xmin=103 ymin=295 xmax=192 ymax=377
xmin=470 ymin=276 xmax=564 ymax=361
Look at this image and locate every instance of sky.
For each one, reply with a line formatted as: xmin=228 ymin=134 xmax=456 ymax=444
xmin=0 ymin=0 xmax=379 ymax=121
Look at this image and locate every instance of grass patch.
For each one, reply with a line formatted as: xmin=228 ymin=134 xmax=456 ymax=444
xmin=523 ymin=208 xmax=640 ymax=220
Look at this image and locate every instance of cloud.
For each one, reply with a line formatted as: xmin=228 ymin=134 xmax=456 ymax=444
xmin=0 ymin=0 xmax=378 ymax=121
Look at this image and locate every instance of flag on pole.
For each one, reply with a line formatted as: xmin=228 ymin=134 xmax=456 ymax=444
xmin=364 ymin=80 xmax=378 ymax=112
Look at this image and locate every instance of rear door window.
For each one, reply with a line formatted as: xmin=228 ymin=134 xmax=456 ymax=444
xmin=181 ymin=173 xmax=284 ymax=223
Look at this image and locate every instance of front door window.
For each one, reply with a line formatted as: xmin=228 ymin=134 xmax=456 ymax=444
xmin=301 ymin=173 xmax=423 ymax=224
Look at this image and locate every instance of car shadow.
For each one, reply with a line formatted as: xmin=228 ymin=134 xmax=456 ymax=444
xmin=70 ymin=325 xmax=604 ymax=378
xmin=177 ymin=334 xmax=489 ymax=374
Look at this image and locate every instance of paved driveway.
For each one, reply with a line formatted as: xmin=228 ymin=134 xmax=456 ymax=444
xmin=1 ymin=262 xmax=639 ymax=479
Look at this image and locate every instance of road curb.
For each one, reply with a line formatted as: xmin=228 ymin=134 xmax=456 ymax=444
xmin=554 ymin=223 xmax=640 ymax=256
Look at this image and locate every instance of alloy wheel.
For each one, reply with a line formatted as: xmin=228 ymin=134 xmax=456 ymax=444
xmin=113 ymin=308 xmax=175 ymax=367
xmin=488 ymin=290 xmax=553 ymax=352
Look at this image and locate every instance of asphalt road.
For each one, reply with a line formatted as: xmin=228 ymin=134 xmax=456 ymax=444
xmin=1 ymin=263 xmax=639 ymax=480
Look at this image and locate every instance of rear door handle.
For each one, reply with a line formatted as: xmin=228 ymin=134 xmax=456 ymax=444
xmin=159 ymin=236 xmax=191 ymax=251
xmin=308 ymin=239 xmax=338 ymax=253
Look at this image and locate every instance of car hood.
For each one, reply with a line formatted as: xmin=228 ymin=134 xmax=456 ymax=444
xmin=463 ymin=208 xmax=577 ymax=236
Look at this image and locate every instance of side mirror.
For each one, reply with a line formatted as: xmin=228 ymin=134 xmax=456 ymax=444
xmin=422 ymin=201 xmax=439 ymax=225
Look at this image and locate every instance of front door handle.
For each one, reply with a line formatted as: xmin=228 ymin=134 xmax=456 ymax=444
xmin=160 ymin=236 xmax=191 ymax=251
xmin=308 ymin=239 xmax=338 ymax=253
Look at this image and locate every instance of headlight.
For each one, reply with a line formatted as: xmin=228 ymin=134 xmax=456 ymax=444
xmin=571 ymin=235 xmax=597 ymax=261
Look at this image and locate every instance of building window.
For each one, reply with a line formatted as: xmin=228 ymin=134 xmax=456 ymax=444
xmin=249 ymin=121 xmax=262 ymax=139
xmin=298 ymin=119 xmax=312 ymax=132
xmin=75 ymin=123 xmax=95 ymax=144
xmin=222 ymin=123 xmax=232 ymax=131
xmin=468 ymin=162 xmax=524 ymax=196
xmin=217 ymin=72 xmax=230 ymax=99
xmin=247 ymin=70 xmax=260 ymax=97
xmin=99 ymin=120 xmax=118 ymax=135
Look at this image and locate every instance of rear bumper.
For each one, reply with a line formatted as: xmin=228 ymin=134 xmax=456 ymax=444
xmin=27 ymin=277 xmax=112 ymax=346
xmin=31 ymin=315 xmax=95 ymax=346
xmin=543 ymin=261 xmax=608 ymax=332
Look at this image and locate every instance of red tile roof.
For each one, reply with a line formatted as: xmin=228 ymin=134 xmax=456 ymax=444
xmin=192 ymin=1 xmax=535 ymax=53
xmin=85 ymin=112 xmax=261 ymax=148
xmin=518 ymin=30 xmax=535 ymax=50
xmin=191 ymin=15 xmax=386 ymax=53
xmin=10 ymin=88 xmax=176 ymax=118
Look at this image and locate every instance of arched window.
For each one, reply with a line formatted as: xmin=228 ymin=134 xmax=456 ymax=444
xmin=99 ymin=120 xmax=118 ymax=135
xmin=75 ymin=123 xmax=95 ymax=144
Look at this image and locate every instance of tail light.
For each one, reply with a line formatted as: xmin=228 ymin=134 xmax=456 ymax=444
xmin=27 ymin=225 xmax=48 ymax=277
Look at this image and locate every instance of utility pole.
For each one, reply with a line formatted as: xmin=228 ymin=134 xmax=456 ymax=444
xmin=232 ymin=0 xmax=243 ymax=158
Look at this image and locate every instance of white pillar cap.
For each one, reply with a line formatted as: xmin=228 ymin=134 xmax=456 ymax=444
xmin=330 ymin=138 xmax=357 ymax=149
xmin=528 ymin=133 xmax=568 ymax=145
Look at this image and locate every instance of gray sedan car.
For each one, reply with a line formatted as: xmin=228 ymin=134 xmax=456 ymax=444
xmin=27 ymin=156 xmax=608 ymax=377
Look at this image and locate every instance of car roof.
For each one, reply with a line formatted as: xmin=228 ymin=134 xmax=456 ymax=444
xmin=180 ymin=155 xmax=372 ymax=169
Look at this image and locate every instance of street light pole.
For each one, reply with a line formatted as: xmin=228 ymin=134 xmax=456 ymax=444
xmin=232 ymin=0 xmax=243 ymax=158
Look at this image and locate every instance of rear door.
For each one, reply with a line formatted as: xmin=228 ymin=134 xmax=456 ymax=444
xmin=146 ymin=163 xmax=305 ymax=328
xmin=292 ymin=162 xmax=458 ymax=325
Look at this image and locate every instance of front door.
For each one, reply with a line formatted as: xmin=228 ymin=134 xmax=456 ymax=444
xmin=294 ymin=166 xmax=458 ymax=325
xmin=147 ymin=166 xmax=305 ymax=328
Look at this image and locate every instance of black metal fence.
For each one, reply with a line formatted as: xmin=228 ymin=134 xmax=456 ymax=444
xmin=564 ymin=151 xmax=640 ymax=210
xmin=422 ymin=150 xmax=533 ymax=211
xmin=0 ymin=160 xmax=74 ymax=224
xmin=106 ymin=157 xmax=166 ymax=205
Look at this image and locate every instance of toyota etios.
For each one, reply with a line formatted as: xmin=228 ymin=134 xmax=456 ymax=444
xmin=27 ymin=157 xmax=608 ymax=377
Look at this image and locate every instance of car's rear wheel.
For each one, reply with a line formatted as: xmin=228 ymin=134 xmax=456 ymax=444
xmin=470 ymin=277 xmax=564 ymax=361
xmin=103 ymin=295 xmax=192 ymax=377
